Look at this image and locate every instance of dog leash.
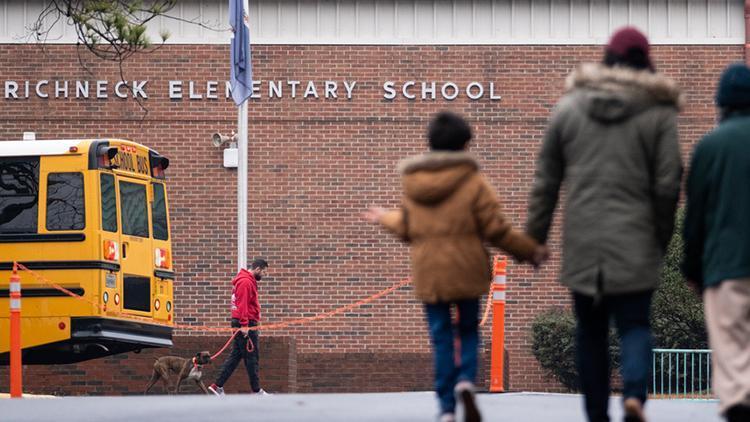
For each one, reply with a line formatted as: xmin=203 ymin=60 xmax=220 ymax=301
xmin=210 ymin=329 xmax=255 ymax=361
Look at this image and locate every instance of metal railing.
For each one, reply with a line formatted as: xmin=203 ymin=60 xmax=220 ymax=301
xmin=651 ymin=349 xmax=713 ymax=399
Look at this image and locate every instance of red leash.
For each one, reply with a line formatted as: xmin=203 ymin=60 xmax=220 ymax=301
xmin=210 ymin=329 xmax=254 ymax=361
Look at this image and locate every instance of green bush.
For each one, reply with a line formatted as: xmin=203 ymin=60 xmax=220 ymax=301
xmin=530 ymin=309 xmax=578 ymax=390
xmin=531 ymin=209 xmax=708 ymax=390
xmin=652 ymin=209 xmax=708 ymax=349
xmin=531 ymin=308 xmax=620 ymax=391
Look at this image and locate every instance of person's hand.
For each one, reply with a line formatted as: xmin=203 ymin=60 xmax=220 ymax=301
xmin=362 ymin=207 xmax=386 ymax=223
xmin=686 ymin=279 xmax=701 ymax=297
xmin=240 ymin=326 xmax=250 ymax=337
xmin=530 ymin=245 xmax=550 ymax=268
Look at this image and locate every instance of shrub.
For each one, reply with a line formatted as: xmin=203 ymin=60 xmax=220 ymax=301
xmin=530 ymin=308 xmax=578 ymax=390
xmin=651 ymin=209 xmax=708 ymax=349
xmin=531 ymin=308 xmax=620 ymax=391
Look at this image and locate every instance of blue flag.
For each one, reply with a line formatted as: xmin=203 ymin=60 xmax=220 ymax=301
xmin=229 ymin=0 xmax=252 ymax=106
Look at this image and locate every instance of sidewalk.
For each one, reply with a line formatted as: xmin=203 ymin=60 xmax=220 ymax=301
xmin=0 ymin=392 xmax=56 ymax=399
xmin=0 ymin=391 xmax=720 ymax=421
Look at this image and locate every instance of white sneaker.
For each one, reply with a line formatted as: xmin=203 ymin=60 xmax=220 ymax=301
xmin=208 ymin=384 xmax=224 ymax=396
xmin=439 ymin=413 xmax=456 ymax=422
xmin=254 ymin=388 xmax=270 ymax=395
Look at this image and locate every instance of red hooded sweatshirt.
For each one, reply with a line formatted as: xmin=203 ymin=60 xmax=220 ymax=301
xmin=230 ymin=269 xmax=260 ymax=326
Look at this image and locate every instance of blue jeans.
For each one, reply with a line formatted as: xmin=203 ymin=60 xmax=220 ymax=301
xmin=573 ymin=291 xmax=654 ymax=422
xmin=424 ymin=299 xmax=480 ymax=414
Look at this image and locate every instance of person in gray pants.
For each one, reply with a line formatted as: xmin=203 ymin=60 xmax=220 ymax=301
xmin=683 ymin=63 xmax=750 ymax=422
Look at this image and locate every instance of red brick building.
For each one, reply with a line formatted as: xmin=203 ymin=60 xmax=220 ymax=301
xmin=0 ymin=0 xmax=745 ymax=395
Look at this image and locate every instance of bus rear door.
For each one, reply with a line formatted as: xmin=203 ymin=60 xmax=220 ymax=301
xmin=117 ymin=176 xmax=153 ymax=317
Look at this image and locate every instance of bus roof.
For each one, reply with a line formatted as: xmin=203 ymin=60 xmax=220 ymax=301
xmin=0 ymin=139 xmax=144 ymax=157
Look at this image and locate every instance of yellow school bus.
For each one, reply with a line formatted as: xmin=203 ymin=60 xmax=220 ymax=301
xmin=0 ymin=139 xmax=174 ymax=364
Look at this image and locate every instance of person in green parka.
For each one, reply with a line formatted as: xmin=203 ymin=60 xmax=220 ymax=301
xmin=527 ymin=27 xmax=684 ymax=422
xmin=683 ymin=63 xmax=750 ymax=422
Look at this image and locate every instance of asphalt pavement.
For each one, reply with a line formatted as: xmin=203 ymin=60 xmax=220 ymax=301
xmin=0 ymin=391 xmax=721 ymax=422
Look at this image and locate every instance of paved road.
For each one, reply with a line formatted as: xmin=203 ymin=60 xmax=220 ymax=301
xmin=1 ymin=392 xmax=721 ymax=422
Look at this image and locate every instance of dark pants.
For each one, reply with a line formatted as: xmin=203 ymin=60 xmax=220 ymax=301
xmin=573 ymin=291 xmax=653 ymax=422
xmin=215 ymin=319 xmax=260 ymax=392
xmin=424 ymin=299 xmax=480 ymax=415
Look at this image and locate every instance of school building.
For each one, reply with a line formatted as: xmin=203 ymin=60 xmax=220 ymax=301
xmin=0 ymin=0 xmax=746 ymax=395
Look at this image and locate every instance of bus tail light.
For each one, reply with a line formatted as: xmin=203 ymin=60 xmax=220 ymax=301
xmin=104 ymin=240 xmax=119 ymax=261
xmin=154 ymin=248 xmax=170 ymax=269
xmin=154 ymin=299 xmax=161 ymax=311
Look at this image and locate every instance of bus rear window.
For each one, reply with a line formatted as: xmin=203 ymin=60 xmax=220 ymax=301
xmin=100 ymin=174 xmax=117 ymax=232
xmin=152 ymin=183 xmax=168 ymax=240
xmin=0 ymin=157 xmax=40 ymax=233
xmin=119 ymin=181 xmax=149 ymax=238
xmin=47 ymin=173 xmax=85 ymax=231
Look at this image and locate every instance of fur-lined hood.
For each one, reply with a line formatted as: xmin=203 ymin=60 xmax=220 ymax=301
xmin=565 ymin=63 xmax=683 ymax=122
xmin=397 ymin=151 xmax=479 ymax=205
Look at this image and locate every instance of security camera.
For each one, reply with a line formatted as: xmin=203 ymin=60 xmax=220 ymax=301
xmin=211 ymin=132 xmax=237 ymax=148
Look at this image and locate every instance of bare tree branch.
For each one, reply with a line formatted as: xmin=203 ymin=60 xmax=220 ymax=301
xmin=24 ymin=1 xmax=225 ymax=118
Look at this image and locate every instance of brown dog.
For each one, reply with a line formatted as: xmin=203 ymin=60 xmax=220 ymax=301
xmin=144 ymin=351 xmax=212 ymax=394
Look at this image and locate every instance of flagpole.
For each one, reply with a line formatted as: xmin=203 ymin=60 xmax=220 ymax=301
xmin=237 ymin=100 xmax=248 ymax=272
xmin=230 ymin=0 xmax=251 ymax=273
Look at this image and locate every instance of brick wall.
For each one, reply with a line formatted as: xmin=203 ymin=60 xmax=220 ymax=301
xmin=0 ymin=44 xmax=741 ymax=394
xmin=0 ymin=336 xmax=296 ymax=395
xmin=0 ymin=338 xmax=505 ymax=395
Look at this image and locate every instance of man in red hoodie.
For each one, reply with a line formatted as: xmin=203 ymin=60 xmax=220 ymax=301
xmin=209 ymin=259 xmax=268 ymax=395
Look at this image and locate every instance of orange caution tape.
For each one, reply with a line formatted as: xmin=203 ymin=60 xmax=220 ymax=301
xmin=15 ymin=261 xmax=504 ymax=362
xmin=480 ymin=256 xmax=503 ymax=327
xmin=479 ymin=289 xmax=493 ymax=327
xmin=14 ymin=262 xmax=411 ymax=334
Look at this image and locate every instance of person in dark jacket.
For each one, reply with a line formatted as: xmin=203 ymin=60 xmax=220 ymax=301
xmin=526 ymin=27 xmax=683 ymax=422
xmin=683 ymin=63 xmax=750 ymax=422
xmin=208 ymin=258 xmax=269 ymax=395
xmin=365 ymin=112 xmax=547 ymax=422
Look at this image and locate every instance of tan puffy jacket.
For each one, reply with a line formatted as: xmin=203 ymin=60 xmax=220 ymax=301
xmin=380 ymin=152 xmax=538 ymax=303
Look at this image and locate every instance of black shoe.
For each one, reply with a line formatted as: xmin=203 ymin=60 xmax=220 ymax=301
xmin=623 ymin=397 xmax=646 ymax=422
xmin=726 ymin=404 xmax=750 ymax=422
xmin=455 ymin=381 xmax=481 ymax=422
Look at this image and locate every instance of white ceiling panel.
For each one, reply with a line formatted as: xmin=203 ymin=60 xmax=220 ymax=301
xmin=0 ymin=0 xmax=742 ymax=45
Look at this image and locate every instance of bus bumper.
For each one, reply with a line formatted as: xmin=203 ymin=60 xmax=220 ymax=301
xmin=0 ymin=317 xmax=173 ymax=364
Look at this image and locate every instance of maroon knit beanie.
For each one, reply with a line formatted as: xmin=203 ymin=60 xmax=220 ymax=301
xmin=606 ymin=27 xmax=650 ymax=57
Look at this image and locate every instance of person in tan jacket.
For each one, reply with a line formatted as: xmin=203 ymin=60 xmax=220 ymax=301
xmin=365 ymin=112 xmax=547 ymax=422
